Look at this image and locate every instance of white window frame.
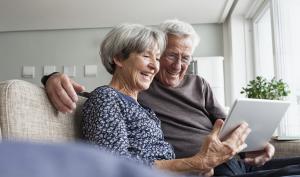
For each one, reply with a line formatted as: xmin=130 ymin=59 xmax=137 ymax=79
xmin=252 ymin=1 xmax=274 ymax=78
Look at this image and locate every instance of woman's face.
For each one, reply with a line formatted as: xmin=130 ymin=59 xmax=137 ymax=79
xmin=118 ymin=46 xmax=161 ymax=92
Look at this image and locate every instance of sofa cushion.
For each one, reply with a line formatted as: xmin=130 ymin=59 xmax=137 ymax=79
xmin=0 ymin=80 xmax=86 ymax=142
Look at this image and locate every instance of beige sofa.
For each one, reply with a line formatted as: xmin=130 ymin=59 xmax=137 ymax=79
xmin=0 ymin=79 xmax=86 ymax=142
xmin=0 ymin=79 xmax=299 ymax=158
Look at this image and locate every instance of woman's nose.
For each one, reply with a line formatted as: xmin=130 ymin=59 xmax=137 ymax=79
xmin=148 ymin=58 xmax=159 ymax=73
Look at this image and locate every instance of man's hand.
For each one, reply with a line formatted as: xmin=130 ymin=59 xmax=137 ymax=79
xmin=45 ymin=73 xmax=85 ymax=113
xmin=189 ymin=119 xmax=251 ymax=171
xmin=244 ymin=143 xmax=275 ymax=166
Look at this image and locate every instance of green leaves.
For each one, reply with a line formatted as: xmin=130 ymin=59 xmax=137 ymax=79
xmin=240 ymin=76 xmax=291 ymax=100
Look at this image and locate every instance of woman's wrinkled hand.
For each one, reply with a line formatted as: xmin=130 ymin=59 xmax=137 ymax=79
xmin=189 ymin=119 xmax=251 ymax=172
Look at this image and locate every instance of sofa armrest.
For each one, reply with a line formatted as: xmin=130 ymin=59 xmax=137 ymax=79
xmin=0 ymin=80 xmax=87 ymax=142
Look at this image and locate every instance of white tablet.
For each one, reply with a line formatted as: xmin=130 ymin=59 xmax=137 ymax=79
xmin=219 ymin=98 xmax=291 ymax=152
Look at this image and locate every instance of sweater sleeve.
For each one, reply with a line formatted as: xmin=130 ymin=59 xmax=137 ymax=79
xmin=202 ymin=78 xmax=227 ymax=119
xmin=81 ymin=88 xmax=132 ymax=159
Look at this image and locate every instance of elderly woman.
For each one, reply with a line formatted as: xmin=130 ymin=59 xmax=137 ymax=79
xmin=82 ymin=23 xmax=250 ymax=175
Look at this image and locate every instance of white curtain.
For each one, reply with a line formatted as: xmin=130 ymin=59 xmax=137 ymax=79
xmin=271 ymin=0 xmax=300 ymax=137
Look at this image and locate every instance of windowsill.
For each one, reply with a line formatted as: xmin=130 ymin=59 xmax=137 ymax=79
xmin=270 ymin=139 xmax=300 ymax=158
xmin=273 ymin=136 xmax=300 ymax=141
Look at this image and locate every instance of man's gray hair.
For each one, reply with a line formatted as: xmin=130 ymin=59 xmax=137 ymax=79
xmin=159 ymin=19 xmax=200 ymax=52
xmin=100 ymin=23 xmax=166 ymax=74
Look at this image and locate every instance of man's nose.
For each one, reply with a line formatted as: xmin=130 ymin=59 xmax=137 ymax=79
xmin=172 ymin=58 xmax=182 ymax=70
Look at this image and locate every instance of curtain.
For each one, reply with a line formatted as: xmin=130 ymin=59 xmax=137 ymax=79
xmin=271 ymin=0 xmax=300 ymax=137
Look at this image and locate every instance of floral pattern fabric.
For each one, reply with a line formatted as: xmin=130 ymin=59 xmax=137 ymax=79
xmin=82 ymin=86 xmax=175 ymax=166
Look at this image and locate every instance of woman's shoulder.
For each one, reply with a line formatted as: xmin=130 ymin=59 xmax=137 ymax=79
xmin=90 ymin=86 xmax=117 ymax=97
xmin=82 ymin=86 xmax=122 ymax=115
xmin=87 ymin=86 xmax=120 ymax=104
xmin=86 ymin=86 xmax=138 ymax=111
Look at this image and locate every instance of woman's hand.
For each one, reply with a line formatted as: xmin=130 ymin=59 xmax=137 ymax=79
xmin=154 ymin=119 xmax=250 ymax=175
xmin=187 ymin=119 xmax=251 ymax=172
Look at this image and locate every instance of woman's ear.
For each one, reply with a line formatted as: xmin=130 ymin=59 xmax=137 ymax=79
xmin=113 ymin=56 xmax=123 ymax=68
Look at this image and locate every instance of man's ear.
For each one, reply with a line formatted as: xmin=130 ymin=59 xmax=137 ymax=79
xmin=113 ymin=57 xmax=123 ymax=68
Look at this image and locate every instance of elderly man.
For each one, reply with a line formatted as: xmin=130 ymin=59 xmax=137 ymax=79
xmin=42 ymin=19 xmax=300 ymax=176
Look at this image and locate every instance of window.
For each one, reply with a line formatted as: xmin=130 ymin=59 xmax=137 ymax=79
xmin=253 ymin=7 xmax=274 ymax=80
xmin=252 ymin=0 xmax=300 ymax=138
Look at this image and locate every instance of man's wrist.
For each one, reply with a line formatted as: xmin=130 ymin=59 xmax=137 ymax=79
xmin=41 ymin=72 xmax=59 ymax=86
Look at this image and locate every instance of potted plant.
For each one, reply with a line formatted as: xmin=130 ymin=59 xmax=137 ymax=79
xmin=240 ymin=76 xmax=291 ymax=100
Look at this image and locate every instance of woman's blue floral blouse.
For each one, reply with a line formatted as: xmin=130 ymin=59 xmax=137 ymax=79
xmin=82 ymin=86 xmax=175 ymax=166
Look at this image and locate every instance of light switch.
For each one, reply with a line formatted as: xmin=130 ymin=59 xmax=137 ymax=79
xmin=22 ymin=66 xmax=35 ymax=78
xmin=43 ymin=65 xmax=56 ymax=75
xmin=63 ymin=65 xmax=76 ymax=77
xmin=84 ymin=65 xmax=97 ymax=77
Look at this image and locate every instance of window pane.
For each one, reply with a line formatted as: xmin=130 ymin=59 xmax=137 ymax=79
xmin=255 ymin=9 xmax=274 ymax=80
xmin=288 ymin=0 xmax=300 ymax=136
xmin=289 ymin=0 xmax=300 ymax=101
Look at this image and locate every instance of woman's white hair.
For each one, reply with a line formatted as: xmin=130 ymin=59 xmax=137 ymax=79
xmin=158 ymin=19 xmax=200 ymax=52
xmin=100 ymin=23 xmax=166 ymax=74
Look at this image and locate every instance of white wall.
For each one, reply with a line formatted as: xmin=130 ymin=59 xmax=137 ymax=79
xmin=0 ymin=24 xmax=223 ymax=91
xmin=0 ymin=0 xmax=232 ymax=32
xmin=0 ymin=28 xmax=112 ymax=91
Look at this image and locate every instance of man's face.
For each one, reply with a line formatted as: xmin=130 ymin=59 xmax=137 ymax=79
xmin=156 ymin=35 xmax=193 ymax=87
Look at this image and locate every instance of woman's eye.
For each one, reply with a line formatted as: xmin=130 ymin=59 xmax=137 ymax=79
xmin=156 ymin=58 xmax=160 ymax=61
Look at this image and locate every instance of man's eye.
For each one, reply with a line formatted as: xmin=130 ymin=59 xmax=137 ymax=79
xmin=168 ymin=54 xmax=177 ymax=59
xmin=182 ymin=56 xmax=191 ymax=62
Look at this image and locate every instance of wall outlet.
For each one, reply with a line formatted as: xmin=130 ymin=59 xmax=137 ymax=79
xmin=84 ymin=65 xmax=97 ymax=77
xmin=22 ymin=66 xmax=35 ymax=78
xmin=63 ymin=65 xmax=76 ymax=77
xmin=43 ymin=65 xmax=56 ymax=75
